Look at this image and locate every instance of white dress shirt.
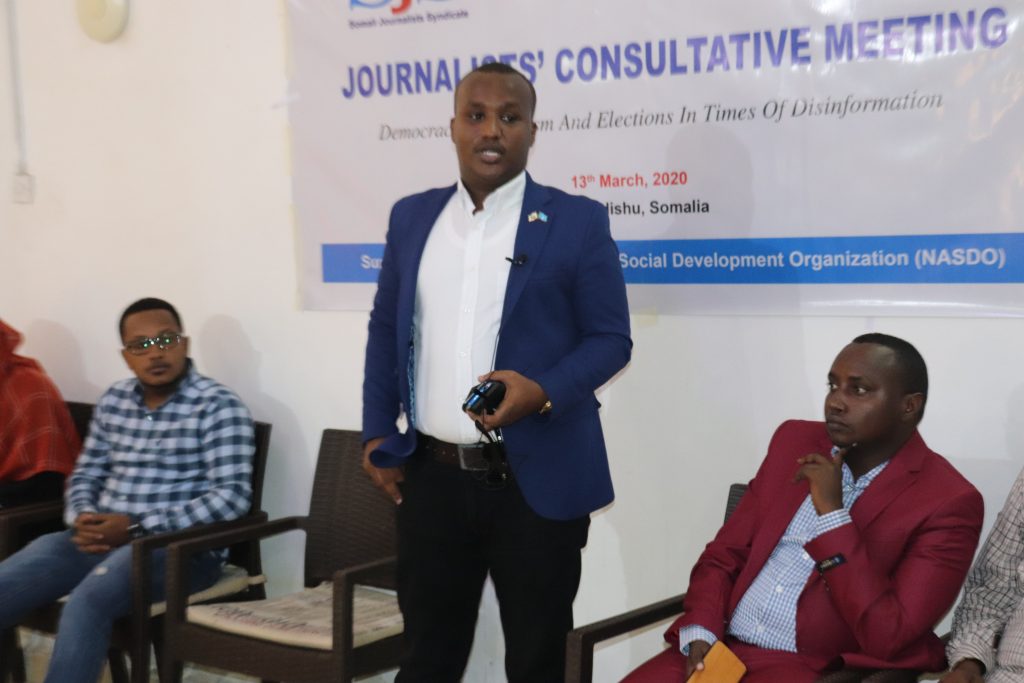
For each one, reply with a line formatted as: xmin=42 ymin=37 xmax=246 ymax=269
xmin=412 ymin=171 xmax=526 ymax=444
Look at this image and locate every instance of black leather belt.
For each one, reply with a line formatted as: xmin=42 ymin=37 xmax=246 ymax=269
xmin=416 ymin=432 xmax=491 ymax=471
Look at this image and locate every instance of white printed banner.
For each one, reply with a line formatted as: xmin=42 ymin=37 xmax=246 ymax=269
xmin=289 ymin=0 xmax=1024 ymax=315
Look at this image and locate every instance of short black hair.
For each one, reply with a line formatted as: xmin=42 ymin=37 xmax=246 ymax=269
xmin=852 ymin=333 xmax=928 ymax=400
xmin=119 ymin=298 xmax=183 ymax=340
xmin=454 ymin=62 xmax=537 ymax=115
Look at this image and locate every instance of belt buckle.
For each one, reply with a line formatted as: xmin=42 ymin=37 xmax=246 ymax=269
xmin=457 ymin=444 xmax=488 ymax=471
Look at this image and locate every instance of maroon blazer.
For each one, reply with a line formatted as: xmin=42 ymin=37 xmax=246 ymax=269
xmin=667 ymin=420 xmax=983 ymax=673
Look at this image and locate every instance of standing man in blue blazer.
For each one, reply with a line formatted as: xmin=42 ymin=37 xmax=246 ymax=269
xmin=362 ymin=62 xmax=632 ymax=682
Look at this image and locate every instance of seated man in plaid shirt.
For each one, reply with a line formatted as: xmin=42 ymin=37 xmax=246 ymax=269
xmin=0 ymin=297 xmax=255 ymax=683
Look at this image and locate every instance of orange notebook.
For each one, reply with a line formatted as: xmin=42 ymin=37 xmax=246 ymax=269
xmin=688 ymin=641 xmax=747 ymax=683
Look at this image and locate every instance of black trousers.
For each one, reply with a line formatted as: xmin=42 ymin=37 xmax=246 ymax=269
xmin=395 ymin=453 xmax=590 ymax=683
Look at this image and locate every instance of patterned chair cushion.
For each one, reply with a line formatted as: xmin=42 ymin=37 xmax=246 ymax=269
xmin=184 ymin=582 xmax=403 ymax=651
xmin=150 ymin=563 xmax=264 ymax=616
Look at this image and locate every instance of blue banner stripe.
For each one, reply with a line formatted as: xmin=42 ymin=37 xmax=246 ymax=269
xmin=322 ymin=233 xmax=1024 ymax=284
xmin=617 ymin=233 xmax=1024 ymax=284
xmin=322 ymin=243 xmax=384 ymax=283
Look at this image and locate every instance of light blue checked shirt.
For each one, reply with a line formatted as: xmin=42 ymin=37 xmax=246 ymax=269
xmin=64 ymin=363 xmax=255 ymax=535
xmin=680 ymin=460 xmax=888 ymax=654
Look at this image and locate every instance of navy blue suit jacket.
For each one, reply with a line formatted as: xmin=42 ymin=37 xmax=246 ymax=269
xmin=362 ymin=174 xmax=632 ymax=520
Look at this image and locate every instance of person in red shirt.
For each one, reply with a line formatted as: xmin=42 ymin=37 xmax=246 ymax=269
xmin=0 ymin=319 xmax=80 ymax=506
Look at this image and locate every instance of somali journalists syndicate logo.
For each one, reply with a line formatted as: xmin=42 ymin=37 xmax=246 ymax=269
xmin=347 ymin=0 xmax=467 ymax=28
xmin=350 ymin=0 xmax=448 ymax=15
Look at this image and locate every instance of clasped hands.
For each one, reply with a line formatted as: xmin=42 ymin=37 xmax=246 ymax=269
xmin=362 ymin=370 xmax=548 ymax=505
xmin=71 ymin=512 xmax=133 ymax=554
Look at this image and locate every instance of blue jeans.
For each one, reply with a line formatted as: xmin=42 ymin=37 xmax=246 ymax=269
xmin=0 ymin=529 xmax=221 ymax=683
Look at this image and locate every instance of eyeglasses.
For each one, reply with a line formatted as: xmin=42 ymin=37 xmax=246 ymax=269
xmin=124 ymin=334 xmax=184 ymax=356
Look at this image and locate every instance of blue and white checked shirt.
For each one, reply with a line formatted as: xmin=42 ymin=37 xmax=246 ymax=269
xmin=680 ymin=460 xmax=888 ymax=654
xmin=64 ymin=363 xmax=255 ymax=535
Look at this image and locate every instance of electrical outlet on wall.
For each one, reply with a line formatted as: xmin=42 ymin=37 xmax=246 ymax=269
xmin=12 ymin=173 xmax=34 ymax=204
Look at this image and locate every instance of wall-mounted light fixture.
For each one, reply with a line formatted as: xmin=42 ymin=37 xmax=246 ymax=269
xmin=76 ymin=0 xmax=129 ymax=43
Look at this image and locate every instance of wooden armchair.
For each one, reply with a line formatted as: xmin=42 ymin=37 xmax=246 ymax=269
xmin=0 ymin=419 xmax=273 ymax=683
xmin=565 ymin=484 xmax=921 ymax=683
xmin=160 ymin=428 xmax=403 ymax=683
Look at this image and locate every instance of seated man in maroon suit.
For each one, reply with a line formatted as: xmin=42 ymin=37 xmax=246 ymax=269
xmin=625 ymin=333 xmax=983 ymax=682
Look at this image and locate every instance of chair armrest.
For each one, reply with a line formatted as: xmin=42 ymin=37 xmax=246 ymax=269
xmin=165 ymin=515 xmax=305 ymax=560
xmin=0 ymin=500 xmax=63 ymax=526
xmin=163 ymin=516 xmax=308 ymax=622
xmin=131 ymin=512 xmax=271 ymax=556
xmin=130 ymin=513 xmax=271 ymax=613
xmin=332 ymin=556 xmax=399 ymax=678
xmin=128 ymin=512 xmax=273 ymax=668
xmin=335 ymin=556 xmax=397 ymax=591
xmin=0 ymin=500 xmax=65 ymax=558
xmin=565 ymin=593 xmax=686 ymax=683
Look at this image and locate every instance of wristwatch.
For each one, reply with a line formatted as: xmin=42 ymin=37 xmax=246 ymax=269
xmin=126 ymin=522 xmax=146 ymax=539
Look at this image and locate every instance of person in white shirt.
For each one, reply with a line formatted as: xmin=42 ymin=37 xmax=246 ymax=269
xmin=361 ymin=62 xmax=631 ymax=682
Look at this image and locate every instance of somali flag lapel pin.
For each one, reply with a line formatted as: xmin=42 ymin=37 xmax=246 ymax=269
xmin=527 ymin=211 xmax=549 ymax=223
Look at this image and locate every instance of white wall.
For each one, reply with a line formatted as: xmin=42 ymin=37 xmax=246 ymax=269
xmin=2 ymin=3 xmax=1022 ymax=682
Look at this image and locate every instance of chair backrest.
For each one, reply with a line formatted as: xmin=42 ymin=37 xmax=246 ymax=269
xmin=248 ymin=421 xmax=272 ymax=516
xmin=724 ymin=483 xmax=748 ymax=523
xmin=224 ymin=420 xmax=272 ymax=574
xmin=304 ymin=429 xmax=397 ymax=589
xmin=65 ymin=401 xmax=95 ymax=442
